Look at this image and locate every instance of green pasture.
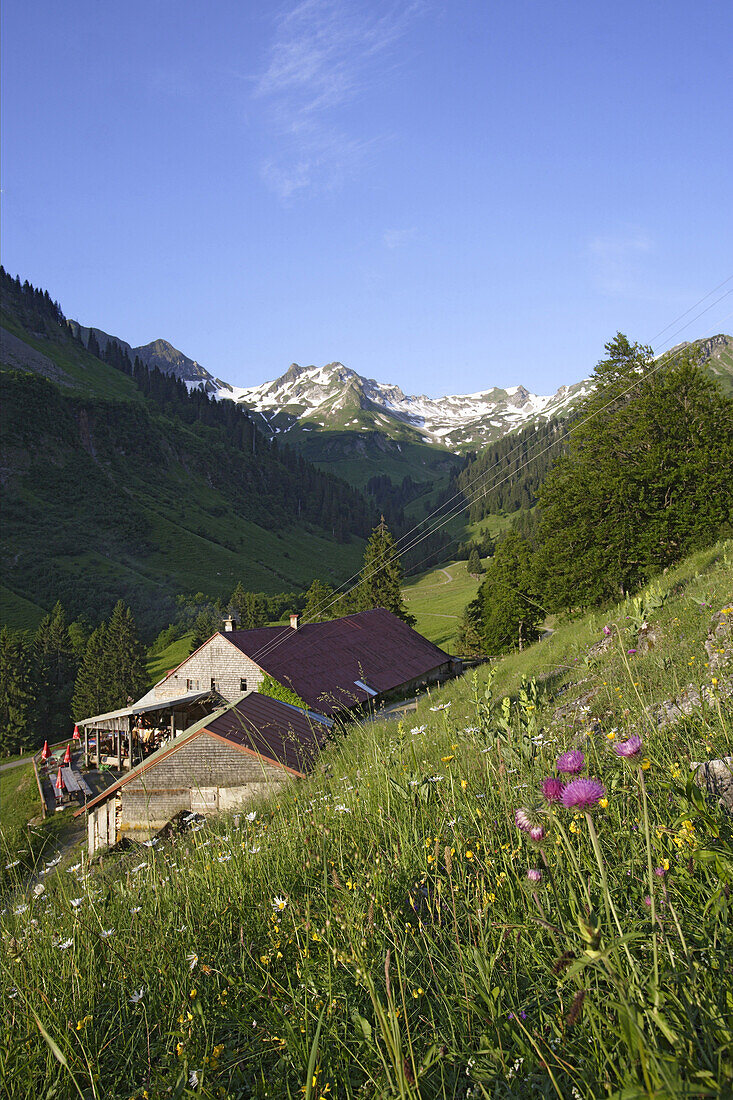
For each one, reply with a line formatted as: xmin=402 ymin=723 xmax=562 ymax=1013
xmin=3 ymin=542 xmax=731 ymax=1097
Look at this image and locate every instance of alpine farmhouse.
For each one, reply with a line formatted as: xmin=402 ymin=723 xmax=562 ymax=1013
xmin=75 ymin=609 xmax=460 ymax=851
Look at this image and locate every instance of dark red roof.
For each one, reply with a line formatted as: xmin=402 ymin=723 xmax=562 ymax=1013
xmin=225 ymin=608 xmax=451 ymax=715
xmin=206 ymin=692 xmax=331 ymax=774
xmin=75 ymin=694 xmax=332 ymax=816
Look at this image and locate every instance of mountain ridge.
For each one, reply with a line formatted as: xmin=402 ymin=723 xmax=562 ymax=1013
xmin=68 ymin=318 xmax=733 ymax=457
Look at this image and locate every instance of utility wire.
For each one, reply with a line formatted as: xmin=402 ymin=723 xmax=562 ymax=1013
xmin=249 ymin=285 xmax=732 ymax=665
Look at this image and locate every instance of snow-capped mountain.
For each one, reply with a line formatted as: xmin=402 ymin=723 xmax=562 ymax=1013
xmin=68 ymin=319 xmax=733 ymax=457
xmin=215 ymin=362 xmax=591 ymax=452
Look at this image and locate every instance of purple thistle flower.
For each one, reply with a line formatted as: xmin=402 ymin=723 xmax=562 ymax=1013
xmin=515 ymin=809 xmax=546 ymax=843
xmin=654 ymin=867 xmax=667 ymax=877
xmin=556 ymin=750 xmax=585 ymax=775
xmin=614 ymin=734 xmax=643 ymax=758
xmin=542 ymin=777 xmax=566 ymax=803
xmin=602 ymin=625 xmax=612 ymax=636
xmin=561 ymin=778 xmax=606 ymax=810
xmin=527 ymin=869 xmax=542 ymax=883
xmin=627 ymin=648 xmax=637 ymax=655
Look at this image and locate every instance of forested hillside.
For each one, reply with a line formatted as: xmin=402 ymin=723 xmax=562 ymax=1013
xmin=460 ymin=335 xmax=733 ymax=655
xmin=0 ymin=270 xmax=387 ymax=634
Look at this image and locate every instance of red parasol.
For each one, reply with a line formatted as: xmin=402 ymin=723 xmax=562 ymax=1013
xmin=41 ymin=741 xmax=50 ymax=761
xmin=72 ymin=724 xmax=81 ymax=741
xmin=55 ymin=767 xmax=65 ymax=791
xmin=63 ymin=744 xmax=72 ymax=765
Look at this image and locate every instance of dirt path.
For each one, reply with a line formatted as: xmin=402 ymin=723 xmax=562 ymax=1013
xmin=0 ymin=757 xmax=32 ymax=773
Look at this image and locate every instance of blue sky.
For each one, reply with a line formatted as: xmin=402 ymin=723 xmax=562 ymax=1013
xmin=2 ymin=0 xmax=731 ymax=395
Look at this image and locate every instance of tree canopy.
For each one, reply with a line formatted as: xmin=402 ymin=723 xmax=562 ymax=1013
xmin=535 ymin=334 xmax=733 ymax=609
xmin=476 ymin=531 xmax=544 ymax=654
xmin=356 ymin=518 xmax=415 ymax=625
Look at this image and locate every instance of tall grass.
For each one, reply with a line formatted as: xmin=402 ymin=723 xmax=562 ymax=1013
xmin=1 ymin=544 xmax=731 ymax=1098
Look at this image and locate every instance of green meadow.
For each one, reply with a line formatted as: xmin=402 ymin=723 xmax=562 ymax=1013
xmin=402 ymin=559 xmax=484 ymax=651
xmin=2 ymin=541 xmax=731 ymax=1097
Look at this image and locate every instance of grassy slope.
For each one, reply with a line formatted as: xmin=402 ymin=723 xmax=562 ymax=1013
xmin=401 ymin=513 xmax=517 ymax=651
xmin=3 ymin=541 xmax=731 ymax=1097
xmin=1 ymin=326 xmax=367 ymax=634
xmin=403 ymin=558 xmax=484 ymax=650
xmin=146 ymin=633 xmax=195 ymax=686
xmin=0 ymin=585 xmax=48 ymax=632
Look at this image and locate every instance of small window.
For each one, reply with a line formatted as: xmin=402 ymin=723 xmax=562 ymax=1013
xmin=240 ymin=678 xmax=248 ymax=693
xmin=211 ymin=678 xmax=218 ymax=692
xmin=186 ymin=678 xmax=193 ymax=691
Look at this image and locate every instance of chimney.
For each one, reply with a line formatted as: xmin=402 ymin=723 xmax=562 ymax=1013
xmin=290 ymin=613 xmax=300 ymax=630
xmin=223 ymin=614 xmax=236 ymax=633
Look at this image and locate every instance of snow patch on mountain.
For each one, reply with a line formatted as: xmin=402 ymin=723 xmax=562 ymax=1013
xmin=212 ymin=361 xmax=589 ymax=450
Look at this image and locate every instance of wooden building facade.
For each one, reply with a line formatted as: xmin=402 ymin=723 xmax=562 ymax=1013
xmin=77 ymin=693 xmax=331 ymax=854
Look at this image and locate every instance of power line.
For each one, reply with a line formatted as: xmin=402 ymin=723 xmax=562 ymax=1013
xmin=248 ymin=289 xmax=732 ymax=664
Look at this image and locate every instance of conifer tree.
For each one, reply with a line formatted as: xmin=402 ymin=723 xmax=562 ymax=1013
xmin=87 ymin=330 xmax=101 ymax=359
xmin=535 ymin=336 xmax=733 ymax=609
xmin=301 ymin=579 xmax=336 ymax=622
xmin=0 ymin=628 xmax=38 ymax=755
xmin=467 ymin=548 xmax=484 ymax=576
xmin=34 ymin=602 xmax=77 ymax=738
xmin=72 ymin=622 xmax=110 ymax=720
xmin=455 ymin=595 xmax=484 ymax=655
xmin=477 ymin=531 xmax=543 ymax=654
xmin=106 ymin=601 xmax=147 ymax=704
xmin=356 ymin=517 xmax=415 ymax=625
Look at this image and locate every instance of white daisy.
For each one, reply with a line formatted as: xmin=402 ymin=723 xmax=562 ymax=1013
xmin=245 ymin=811 xmax=257 ymax=823
xmin=272 ymin=896 xmax=288 ymax=912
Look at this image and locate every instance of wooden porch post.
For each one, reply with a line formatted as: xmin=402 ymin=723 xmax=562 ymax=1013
xmin=127 ymin=715 xmax=133 ymax=771
xmin=84 ymin=724 xmax=89 ymax=767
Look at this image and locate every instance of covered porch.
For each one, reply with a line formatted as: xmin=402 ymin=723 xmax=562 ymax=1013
xmin=78 ymin=689 xmax=218 ymax=772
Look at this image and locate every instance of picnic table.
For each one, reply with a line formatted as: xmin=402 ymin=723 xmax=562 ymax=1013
xmin=55 ymin=767 xmax=93 ymax=801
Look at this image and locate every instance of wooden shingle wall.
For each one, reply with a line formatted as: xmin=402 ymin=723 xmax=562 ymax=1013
xmin=153 ymin=635 xmax=265 ymax=703
xmin=118 ymin=731 xmax=287 ymax=842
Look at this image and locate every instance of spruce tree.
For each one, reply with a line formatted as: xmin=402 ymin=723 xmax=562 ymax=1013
xmin=34 ymin=602 xmax=77 ymax=738
xmin=301 ymin=579 xmax=336 ymax=622
xmin=0 ymin=628 xmax=38 ymax=755
xmin=536 ymin=337 xmax=733 ymax=610
xmin=356 ymin=518 xmax=415 ymax=625
xmin=455 ymin=595 xmax=484 ymax=655
xmin=467 ymin=548 xmax=484 ymax=576
xmin=478 ymin=532 xmax=543 ymax=654
xmin=106 ymin=601 xmax=147 ymax=705
xmin=72 ymin=622 xmax=110 ymax=719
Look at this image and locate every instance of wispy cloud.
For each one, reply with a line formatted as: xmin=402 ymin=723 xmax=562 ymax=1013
xmin=587 ymin=231 xmax=654 ymax=296
xmin=254 ymin=1 xmax=425 ymax=198
xmin=383 ymin=227 xmax=417 ymax=249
